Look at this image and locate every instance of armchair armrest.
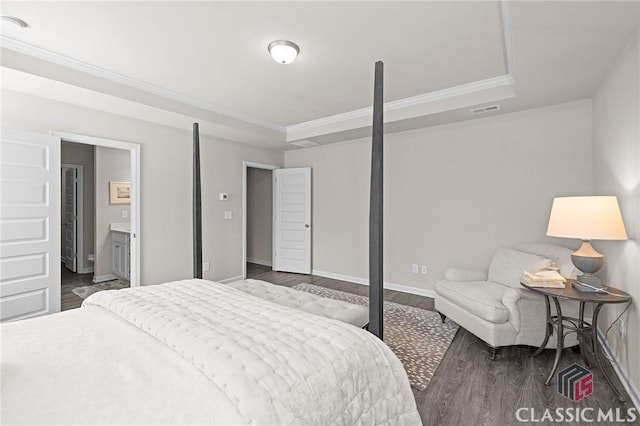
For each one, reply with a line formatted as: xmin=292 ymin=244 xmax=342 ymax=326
xmin=502 ymin=288 xmax=523 ymax=332
xmin=444 ymin=267 xmax=488 ymax=282
xmin=501 ymin=288 xmax=544 ymax=334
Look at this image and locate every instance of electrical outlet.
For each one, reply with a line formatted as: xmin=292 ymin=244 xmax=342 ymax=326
xmin=203 ymin=261 xmax=210 ymax=272
xmin=412 ymin=264 xmax=419 ymax=274
xmin=224 ymin=210 xmax=233 ymax=220
xmin=421 ymin=265 xmax=428 ymax=275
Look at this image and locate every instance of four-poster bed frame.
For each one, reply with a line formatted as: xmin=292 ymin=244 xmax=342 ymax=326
xmin=191 ymin=61 xmax=386 ymax=339
xmin=369 ymin=61 xmax=384 ymax=339
xmin=0 ymin=63 xmax=420 ymax=425
xmin=193 ymin=123 xmax=203 ymax=279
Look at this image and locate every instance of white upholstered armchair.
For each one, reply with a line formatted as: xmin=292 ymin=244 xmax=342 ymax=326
xmin=435 ymin=243 xmax=579 ymax=358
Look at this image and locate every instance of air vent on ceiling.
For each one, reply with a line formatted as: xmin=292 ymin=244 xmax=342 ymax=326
xmin=289 ymin=140 xmax=319 ymax=148
xmin=470 ymin=104 xmax=501 ymax=115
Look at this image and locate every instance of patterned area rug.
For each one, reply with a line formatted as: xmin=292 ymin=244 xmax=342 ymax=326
xmin=292 ymin=283 xmax=459 ymax=391
xmin=71 ymin=279 xmax=129 ymax=300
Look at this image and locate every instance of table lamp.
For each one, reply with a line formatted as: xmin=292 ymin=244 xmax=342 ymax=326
xmin=546 ymin=196 xmax=627 ymax=292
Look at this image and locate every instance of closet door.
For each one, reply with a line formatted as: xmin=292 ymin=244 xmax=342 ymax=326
xmin=272 ymin=167 xmax=311 ymax=274
xmin=0 ymin=129 xmax=61 ymax=322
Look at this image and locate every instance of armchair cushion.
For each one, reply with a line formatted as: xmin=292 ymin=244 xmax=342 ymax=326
xmin=435 ymin=280 xmax=509 ymax=323
xmin=487 ymin=248 xmax=551 ymax=288
xmin=444 ymin=267 xmax=488 ymax=282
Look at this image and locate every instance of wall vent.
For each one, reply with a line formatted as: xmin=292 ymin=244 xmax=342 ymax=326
xmin=289 ymin=140 xmax=319 ymax=148
xmin=470 ymin=104 xmax=501 ymax=115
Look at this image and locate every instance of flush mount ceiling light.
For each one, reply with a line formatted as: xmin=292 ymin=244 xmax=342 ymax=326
xmin=1 ymin=16 xmax=28 ymax=30
xmin=268 ymin=40 xmax=299 ymax=64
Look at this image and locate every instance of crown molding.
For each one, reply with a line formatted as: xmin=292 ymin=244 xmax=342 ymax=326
xmin=1 ymin=0 xmax=515 ymax=142
xmin=287 ymin=1 xmax=515 ymax=136
xmin=501 ymin=0 xmax=515 ymax=77
xmin=286 ymin=74 xmax=515 ymax=134
xmin=0 ymin=35 xmax=286 ymax=133
xmin=1 ymin=66 xmax=287 ymax=150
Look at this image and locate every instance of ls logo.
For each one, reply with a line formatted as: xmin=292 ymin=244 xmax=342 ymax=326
xmin=558 ymin=363 xmax=593 ymax=402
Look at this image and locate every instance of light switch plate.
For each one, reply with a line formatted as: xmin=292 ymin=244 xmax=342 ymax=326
xmin=121 ymin=210 xmax=128 ymax=219
xmin=224 ymin=210 xmax=232 ymax=220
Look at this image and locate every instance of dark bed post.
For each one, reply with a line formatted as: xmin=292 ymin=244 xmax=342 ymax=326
xmin=369 ymin=61 xmax=384 ymax=339
xmin=193 ymin=123 xmax=203 ymax=279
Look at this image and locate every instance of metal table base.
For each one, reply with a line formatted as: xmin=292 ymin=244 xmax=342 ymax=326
xmin=533 ymin=295 xmax=624 ymax=402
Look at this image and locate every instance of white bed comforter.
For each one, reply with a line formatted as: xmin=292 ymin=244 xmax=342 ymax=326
xmin=1 ymin=279 xmax=421 ymax=425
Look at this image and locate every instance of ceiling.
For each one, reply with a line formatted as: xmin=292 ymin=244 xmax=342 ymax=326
xmin=1 ymin=1 xmax=638 ymax=150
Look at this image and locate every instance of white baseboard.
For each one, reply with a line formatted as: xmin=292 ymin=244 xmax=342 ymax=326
xmin=385 ymin=282 xmax=436 ymax=298
xmin=78 ymin=266 xmax=94 ymax=274
xmin=218 ymin=275 xmax=244 ymax=284
xmin=311 ymin=269 xmax=436 ymax=298
xmin=597 ymin=329 xmax=640 ymax=410
xmin=93 ymin=273 xmax=118 ymax=283
xmin=247 ymin=258 xmax=272 ymax=267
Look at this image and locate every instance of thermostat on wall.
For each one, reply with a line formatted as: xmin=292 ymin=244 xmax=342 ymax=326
xmin=219 ymin=193 xmax=228 ymax=201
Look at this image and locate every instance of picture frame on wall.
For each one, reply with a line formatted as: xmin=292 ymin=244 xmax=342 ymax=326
xmin=109 ymin=181 xmax=131 ymax=205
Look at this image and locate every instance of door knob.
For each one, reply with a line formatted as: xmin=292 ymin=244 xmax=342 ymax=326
xmin=305 ymin=224 xmax=310 ymax=228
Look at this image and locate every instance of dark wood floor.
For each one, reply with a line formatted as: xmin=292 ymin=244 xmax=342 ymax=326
xmin=61 ymin=265 xmax=93 ymax=311
xmin=61 ymin=263 xmax=636 ymax=424
xmin=247 ymin=263 xmax=637 ymax=426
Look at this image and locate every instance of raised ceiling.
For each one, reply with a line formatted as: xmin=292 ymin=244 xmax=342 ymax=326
xmin=1 ymin=1 xmax=638 ymax=150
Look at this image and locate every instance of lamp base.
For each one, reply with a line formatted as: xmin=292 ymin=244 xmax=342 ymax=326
xmin=570 ymin=240 xmax=605 ymax=292
xmin=571 ymin=241 xmax=604 ymax=274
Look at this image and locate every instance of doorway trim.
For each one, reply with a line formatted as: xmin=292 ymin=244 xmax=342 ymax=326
xmin=51 ymin=131 xmax=141 ymax=287
xmin=242 ymin=161 xmax=279 ymax=280
xmin=61 ymin=163 xmax=85 ymax=273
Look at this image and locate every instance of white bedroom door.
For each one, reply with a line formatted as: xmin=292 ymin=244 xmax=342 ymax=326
xmin=0 ymin=129 xmax=61 ymax=322
xmin=63 ymin=168 xmax=77 ymax=272
xmin=273 ymin=167 xmax=311 ymax=274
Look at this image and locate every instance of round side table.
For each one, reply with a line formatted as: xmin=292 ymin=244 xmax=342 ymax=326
xmin=521 ymin=279 xmax=631 ymax=402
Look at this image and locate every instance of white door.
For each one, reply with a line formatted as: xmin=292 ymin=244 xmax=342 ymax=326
xmin=273 ymin=167 xmax=311 ymax=274
xmin=0 ymin=129 xmax=61 ymax=322
xmin=63 ymin=168 xmax=77 ymax=272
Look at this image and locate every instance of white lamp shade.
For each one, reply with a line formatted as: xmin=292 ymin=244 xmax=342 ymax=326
xmin=547 ymin=196 xmax=628 ymax=240
xmin=268 ymin=40 xmax=299 ymax=64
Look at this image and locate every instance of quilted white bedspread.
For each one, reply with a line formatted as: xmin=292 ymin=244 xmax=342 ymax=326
xmin=1 ymin=279 xmax=421 ymax=425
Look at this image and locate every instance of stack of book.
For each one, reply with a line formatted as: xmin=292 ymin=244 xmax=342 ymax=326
xmin=521 ymin=270 xmax=567 ymax=288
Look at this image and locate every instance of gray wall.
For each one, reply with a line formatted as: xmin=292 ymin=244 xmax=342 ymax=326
xmin=592 ymin=31 xmax=639 ymax=399
xmin=247 ymin=167 xmax=273 ymax=265
xmin=94 ymin=146 xmax=130 ymax=279
xmin=61 ymin=141 xmax=95 ymax=273
xmin=1 ymin=89 xmax=284 ymax=285
xmin=285 ymin=99 xmax=594 ymax=292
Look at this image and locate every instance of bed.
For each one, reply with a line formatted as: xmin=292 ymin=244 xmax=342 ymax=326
xmin=1 ymin=279 xmax=421 ymax=425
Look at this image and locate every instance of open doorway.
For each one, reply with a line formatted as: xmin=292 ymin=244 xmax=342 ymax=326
xmin=55 ymin=132 xmax=140 ymax=311
xmin=242 ymin=163 xmax=313 ymax=279
xmin=242 ymin=162 xmax=278 ymax=279
xmin=60 ymin=141 xmax=95 ymax=311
